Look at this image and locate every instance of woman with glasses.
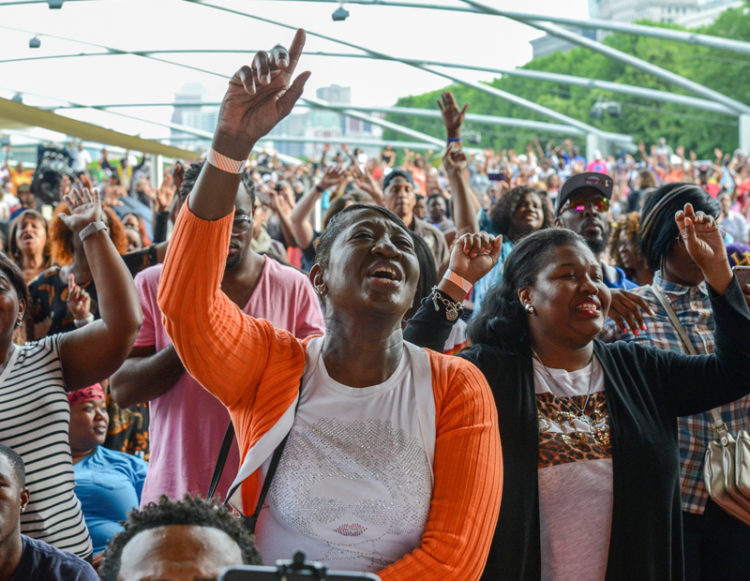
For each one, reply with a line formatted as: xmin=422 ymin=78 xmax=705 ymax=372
xmin=158 ymin=31 xmax=502 ymax=580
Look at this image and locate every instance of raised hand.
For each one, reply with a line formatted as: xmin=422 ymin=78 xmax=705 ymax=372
xmin=675 ymin=202 xmax=732 ymax=293
xmin=318 ymin=165 xmax=347 ymax=191
xmin=215 ymin=29 xmax=310 ymax=154
xmin=448 ymin=232 xmax=503 ymax=286
xmin=437 ymin=91 xmax=468 ymax=139
xmin=443 ymin=142 xmax=468 ymax=175
xmin=155 ymin=173 xmax=176 ymax=212
xmin=66 ymin=273 xmax=92 ymax=323
xmin=59 ymin=183 xmax=105 ymax=234
xmin=349 ymin=163 xmax=383 ymax=206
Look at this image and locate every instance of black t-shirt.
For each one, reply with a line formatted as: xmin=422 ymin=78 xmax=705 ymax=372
xmin=11 ymin=536 xmax=97 ymax=581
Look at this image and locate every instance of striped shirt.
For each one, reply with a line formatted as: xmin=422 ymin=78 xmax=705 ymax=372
xmin=0 ymin=335 xmax=92 ymax=557
xmin=601 ymin=271 xmax=750 ymax=514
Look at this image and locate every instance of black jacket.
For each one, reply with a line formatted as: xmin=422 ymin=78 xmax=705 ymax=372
xmin=404 ymin=278 xmax=750 ymax=580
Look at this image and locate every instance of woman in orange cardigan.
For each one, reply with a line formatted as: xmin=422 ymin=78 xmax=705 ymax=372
xmin=158 ymin=30 xmax=502 ymax=580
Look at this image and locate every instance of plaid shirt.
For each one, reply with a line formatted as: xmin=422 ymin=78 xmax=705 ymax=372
xmin=601 ymin=271 xmax=750 ymax=514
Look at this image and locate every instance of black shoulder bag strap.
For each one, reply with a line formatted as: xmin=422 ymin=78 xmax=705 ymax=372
xmin=207 ymin=422 xmax=236 ymax=501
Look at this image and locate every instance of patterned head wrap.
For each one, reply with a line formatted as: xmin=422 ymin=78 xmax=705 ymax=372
xmin=67 ymin=383 xmax=105 ymax=406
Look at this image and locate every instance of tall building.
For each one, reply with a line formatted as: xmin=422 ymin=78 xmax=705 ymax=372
xmin=169 ymin=83 xmax=216 ymax=151
xmin=271 ymin=85 xmax=381 ymax=161
xmin=168 ymin=83 xmax=382 ymax=162
xmin=531 ymin=0 xmax=740 ymax=58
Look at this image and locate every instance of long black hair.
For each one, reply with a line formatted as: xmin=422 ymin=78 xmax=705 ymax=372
xmin=404 ymin=232 xmax=438 ymax=321
xmin=639 ymin=182 xmax=720 ymax=272
xmin=468 ymin=228 xmax=586 ymax=352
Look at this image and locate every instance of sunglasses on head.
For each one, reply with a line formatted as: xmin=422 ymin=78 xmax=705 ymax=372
xmin=563 ymin=196 xmax=610 ymax=213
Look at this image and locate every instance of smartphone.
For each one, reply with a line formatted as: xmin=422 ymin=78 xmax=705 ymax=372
xmin=732 ymin=265 xmax=750 ymax=286
xmin=488 ymin=172 xmax=506 ymax=182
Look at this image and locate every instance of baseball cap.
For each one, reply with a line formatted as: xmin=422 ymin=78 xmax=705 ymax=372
xmin=382 ymin=169 xmax=414 ymax=192
xmin=555 ymin=172 xmax=613 ymax=216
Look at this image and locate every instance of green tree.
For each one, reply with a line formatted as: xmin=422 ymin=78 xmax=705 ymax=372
xmin=385 ymin=2 xmax=750 ymax=157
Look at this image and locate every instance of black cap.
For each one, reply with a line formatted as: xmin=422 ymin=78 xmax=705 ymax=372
xmin=383 ymin=169 xmax=414 ymax=192
xmin=555 ymin=172 xmax=613 ymax=216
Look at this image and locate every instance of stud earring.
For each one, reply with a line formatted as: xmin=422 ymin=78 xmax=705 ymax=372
xmin=524 ymin=303 xmax=536 ymax=315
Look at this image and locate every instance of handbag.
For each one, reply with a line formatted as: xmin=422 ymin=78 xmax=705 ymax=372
xmin=651 ymin=285 xmax=750 ymax=525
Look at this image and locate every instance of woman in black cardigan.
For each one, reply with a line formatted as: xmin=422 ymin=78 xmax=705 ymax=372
xmin=405 ymin=203 xmax=750 ymax=580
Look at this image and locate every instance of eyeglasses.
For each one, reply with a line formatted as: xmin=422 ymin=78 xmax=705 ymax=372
xmin=562 ymin=196 xmax=610 ymax=214
xmin=232 ymin=215 xmax=252 ymax=234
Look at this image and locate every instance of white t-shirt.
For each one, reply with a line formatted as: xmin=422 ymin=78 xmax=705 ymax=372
xmin=255 ymin=338 xmax=433 ymax=572
xmin=534 ymin=357 xmax=613 ymax=581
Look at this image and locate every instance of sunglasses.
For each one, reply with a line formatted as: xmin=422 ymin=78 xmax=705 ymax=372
xmin=563 ymin=196 xmax=610 ymax=213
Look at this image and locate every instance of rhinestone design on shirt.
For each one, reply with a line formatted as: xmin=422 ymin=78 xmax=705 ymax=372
xmin=266 ymin=416 xmax=432 ymax=568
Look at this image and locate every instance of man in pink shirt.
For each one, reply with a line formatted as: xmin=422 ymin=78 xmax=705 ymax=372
xmin=111 ymin=162 xmax=325 ymax=505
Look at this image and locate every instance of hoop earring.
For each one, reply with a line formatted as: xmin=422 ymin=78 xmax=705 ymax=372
xmin=524 ymin=303 xmax=536 ymax=315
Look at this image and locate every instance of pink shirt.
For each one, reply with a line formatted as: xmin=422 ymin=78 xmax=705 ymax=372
xmin=135 ymin=257 xmax=325 ymax=506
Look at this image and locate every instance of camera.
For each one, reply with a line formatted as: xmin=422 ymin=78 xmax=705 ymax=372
xmin=31 ymin=144 xmax=75 ymax=204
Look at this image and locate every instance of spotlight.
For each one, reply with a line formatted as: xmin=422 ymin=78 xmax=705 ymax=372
xmin=332 ymin=3 xmax=349 ymax=21
xmin=48 ymin=0 xmax=64 ymax=8
xmin=29 ymin=36 xmax=41 ymax=49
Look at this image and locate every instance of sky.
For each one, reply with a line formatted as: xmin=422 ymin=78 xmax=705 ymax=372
xmin=0 ymin=0 xmax=590 ymax=146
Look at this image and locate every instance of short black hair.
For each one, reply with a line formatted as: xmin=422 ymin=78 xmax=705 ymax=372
xmin=382 ymin=169 xmax=414 ymax=192
xmin=0 ymin=251 xmax=30 ymax=317
xmin=469 ymin=228 xmax=586 ymax=352
xmin=180 ymin=161 xmax=255 ymax=209
xmin=488 ymin=186 xmax=554 ymax=240
xmin=639 ymin=182 xmax=720 ymax=272
xmin=315 ymin=203 xmax=409 ymax=269
xmin=98 ymin=495 xmax=261 ymax=581
xmin=0 ymin=444 xmax=26 ymax=488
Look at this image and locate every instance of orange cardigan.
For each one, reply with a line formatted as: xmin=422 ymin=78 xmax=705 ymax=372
xmin=159 ymin=205 xmax=503 ymax=581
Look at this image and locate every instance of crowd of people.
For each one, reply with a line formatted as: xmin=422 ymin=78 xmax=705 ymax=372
xmin=0 ymin=29 xmax=748 ymax=581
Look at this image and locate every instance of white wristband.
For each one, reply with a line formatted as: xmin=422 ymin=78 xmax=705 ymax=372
xmin=78 ymin=221 xmax=109 ymax=242
xmin=443 ymin=269 xmax=473 ymax=293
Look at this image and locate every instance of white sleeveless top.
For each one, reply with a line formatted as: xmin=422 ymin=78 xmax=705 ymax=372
xmin=254 ymin=337 xmax=435 ymax=571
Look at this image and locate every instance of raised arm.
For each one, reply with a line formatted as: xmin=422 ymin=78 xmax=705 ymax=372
xmin=157 ymin=31 xmax=310 ymax=409
xmin=290 ymin=165 xmax=345 ymax=248
xmin=188 ymin=30 xmax=310 ymax=220
xmin=57 ymin=186 xmax=143 ymax=391
xmin=438 ymin=91 xmax=479 ymax=234
xmin=443 ymin=143 xmax=479 ymax=235
xmin=404 ymin=232 xmax=501 ymax=350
